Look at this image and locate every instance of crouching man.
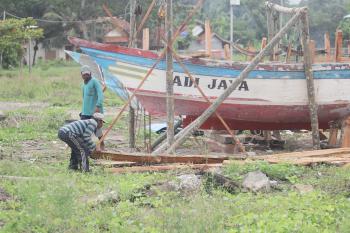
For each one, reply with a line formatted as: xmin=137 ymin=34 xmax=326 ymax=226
xmin=58 ymin=113 xmax=105 ymax=172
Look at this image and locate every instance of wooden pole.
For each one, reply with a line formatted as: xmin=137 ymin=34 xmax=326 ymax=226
xmin=135 ymin=0 xmax=157 ymax=38
xmin=324 ymin=32 xmax=331 ymax=62
xmin=205 ymin=20 xmax=212 ymax=58
xmin=166 ymin=0 xmax=175 ymax=152
xmin=267 ymin=7 xmax=274 ymax=61
xmin=224 ymin=44 xmax=231 ymax=60
xmin=341 ymin=117 xmax=350 ymax=148
xmin=97 ymin=0 xmax=204 ymax=147
xmin=148 ymin=113 xmax=152 ymax=152
xmin=129 ymin=0 xmax=137 ymax=149
xmin=142 ymin=28 xmax=149 ymax=50
xmin=328 ymin=121 xmax=338 ymax=147
xmin=300 ymin=10 xmax=320 ymax=149
xmin=154 ymin=9 xmax=304 ymax=154
xmin=335 ymin=30 xmax=343 ymax=63
xmin=309 ymin=40 xmax=315 ymax=63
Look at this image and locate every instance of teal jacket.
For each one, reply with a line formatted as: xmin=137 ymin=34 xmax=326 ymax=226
xmin=81 ymin=78 xmax=104 ymax=116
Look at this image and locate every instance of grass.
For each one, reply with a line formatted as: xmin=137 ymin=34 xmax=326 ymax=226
xmin=1 ymin=63 xmax=350 ymax=232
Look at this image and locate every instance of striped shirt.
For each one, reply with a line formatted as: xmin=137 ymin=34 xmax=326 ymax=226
xmin=60 ymin=119 xmax=98 ymax=152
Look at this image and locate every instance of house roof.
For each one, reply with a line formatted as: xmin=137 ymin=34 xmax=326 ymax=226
xmin=93 ymin=17 xmax=130 ymax=34
xmin=192 ymin=20 xmax=230 ymax=44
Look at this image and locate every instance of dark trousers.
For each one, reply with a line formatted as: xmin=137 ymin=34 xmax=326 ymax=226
xmin=58 ymin=130 xmax=90 ymax=172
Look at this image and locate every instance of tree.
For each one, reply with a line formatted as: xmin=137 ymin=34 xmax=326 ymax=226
xmin=299 ymin=0 xmax=348 ymax=44
xmin=0 ymin=18 xmax=43 ymax=68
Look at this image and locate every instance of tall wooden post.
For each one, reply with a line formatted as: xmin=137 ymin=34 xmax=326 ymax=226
xmin=155 ymin=9 xmax=303 ymax=154
xmin=166 ymin=0 xmax=175 ymax=152
xmin=300 ymin=10 xmax=320 ymax=149
xmin=205 ymin=20 xmax=212 ymax=58
xmin=335 ymin=30 xmax=343 ymax=62
xmin=324 ymin=32 xmax=331 ymax=62
xmin=143 ymin=28 xmax=150 ymax=50
xmin=129 ymin=0 xmax=137 ymax=149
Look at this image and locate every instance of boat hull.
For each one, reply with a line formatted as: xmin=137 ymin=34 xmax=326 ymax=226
xmin=68 ymin=37 xmax=350 ymax=130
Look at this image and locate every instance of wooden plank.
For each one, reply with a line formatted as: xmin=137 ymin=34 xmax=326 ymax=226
xmin=205 ymin=20 xmax=212 ymax=58
xmin=142 ymin=28 xmax=149 ymax=50
xmin=92 ymin=151 xmax=228 ymax=164
xmin=266 ymin=157 xmax=350 ymax=166
xmin=260 ymin=148 xmax=350 ymax=160
xmin=108 ymin=163 xmax=223 ymax=174
xmin=94 ymin=160 xmax=136 ymax=167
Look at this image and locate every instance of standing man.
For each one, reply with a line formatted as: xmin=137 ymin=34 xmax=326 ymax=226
xmin=58 ymin=113 xmax=105 ymax=172
xmin=80 ymin=65 xmax=105 ymax=150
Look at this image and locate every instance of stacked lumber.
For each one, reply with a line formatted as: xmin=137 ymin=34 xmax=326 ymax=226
xmin=92 ymin=151 xmax=227 ymax=174
xmin=226 ymin=148 xmax=350 ymax=166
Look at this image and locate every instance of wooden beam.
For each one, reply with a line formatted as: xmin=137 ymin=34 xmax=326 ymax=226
xmin=260 ymin=37 xmax=267 ymax=50
xmin=260 ymin=148 xmax=350 ymax=160
xmin=328 ymin=121 xmax=339 ymax=147
xmin=335 ymin=30 xmax=343 ymax=62
xmin=324 ymin=32 xmax=331 ymax=62
xmin=142 ymin=28 xmax=149 ymax=50
xmin=156 ymin=9 xmax=303 ymax=154
xmin=224 ymin=44 xmax=231 ymax=61
xmin=247 ymin=42 xmax=255 ymax=61
xmin=285 ymin=43 xmax=292 ymax=62
xmin=92 ymin=151 xmax=228 ymax=164
xmin=108 ymin=163 xmax=223 ymax=174
xmin=300 ymin=10 xmax=320 ymax=149
xmin=341 ymin=116 xmax=350 ymax=148
xmin=205 ymin=20 xmax=212 ymax=57
xmin=265 ymin=2 xmax=305 ymax=14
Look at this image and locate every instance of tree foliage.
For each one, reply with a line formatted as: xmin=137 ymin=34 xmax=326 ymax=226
xmin=0 ymin=18 xmax=43 ymax=68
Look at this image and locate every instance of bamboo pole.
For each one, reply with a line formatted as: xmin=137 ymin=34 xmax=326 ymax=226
xmin=154 ymin=9 xmax=304 ymax=154
xmin=97 ymin=0 xmax=204 ymax=146
xmin=300 ymin=10 xmax=320 ymax=149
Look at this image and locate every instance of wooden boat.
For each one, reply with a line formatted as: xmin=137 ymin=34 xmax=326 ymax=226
xmin=67 ymin=36 xmax=350 ymax=130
